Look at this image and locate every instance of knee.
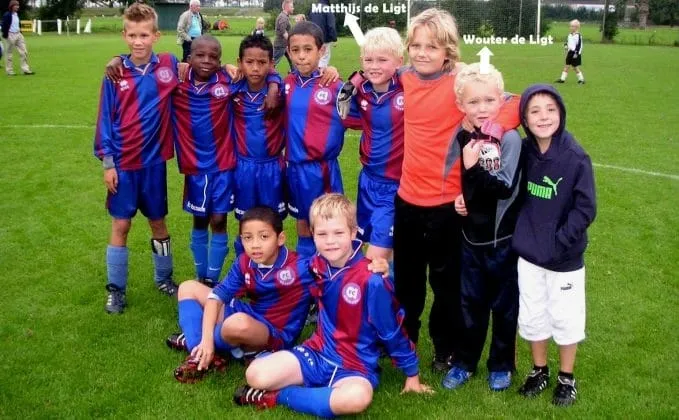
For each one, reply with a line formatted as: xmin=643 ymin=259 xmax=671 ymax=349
xmin=333 ymin=386 xmax=373 ymax=414
xmin=210 ymin=214 xmax=227 ymax=232
xmin=148 ymin=218 xmax=167 ymax=236
xmin=221 ymin=313 xmax=251 ymax=342
xmin=245 ymin=360 xmax=269 ymax=389
xmin=112 ymin=219 xmax=131 ymax=237
xmin=193 ymin=216 xmax=209 ymax=230
xmin=177 ymin=279 xmax=202 ymax=300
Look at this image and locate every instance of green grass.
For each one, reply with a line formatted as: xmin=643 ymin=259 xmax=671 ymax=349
xmin=1 ymin=34 xmax=678 ymax=418
xmin=547 ymin=20 xmax=679 ymax=46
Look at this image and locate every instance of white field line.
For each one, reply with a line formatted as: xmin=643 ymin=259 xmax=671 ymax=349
xmin=593 ymin=163 xmax=679 ymax=181
xmin=2 ymin=124 xmax=678 ymax=181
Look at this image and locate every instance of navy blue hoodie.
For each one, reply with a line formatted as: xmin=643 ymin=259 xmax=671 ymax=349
xmin=512 ymin=85 xmax=596 ymax=272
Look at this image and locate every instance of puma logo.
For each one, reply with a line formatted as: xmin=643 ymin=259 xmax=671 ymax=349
xmin=542 ymin=176 xmax=563 ymax=196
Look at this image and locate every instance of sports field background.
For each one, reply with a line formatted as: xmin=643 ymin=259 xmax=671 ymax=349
xmin=0 ymin=24 xmax=678 ymax=418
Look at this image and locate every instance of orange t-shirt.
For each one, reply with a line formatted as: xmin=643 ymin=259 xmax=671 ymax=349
xmin=398 ymin=68 xmax=520 ymax=207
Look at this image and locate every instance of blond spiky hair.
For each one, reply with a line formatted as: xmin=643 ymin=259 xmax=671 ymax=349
xmin=123 ymin=3 xmax=159 ymax=32
xmin=361 ymin=27 xmax=404 ymax=60
xmin=406 ymin=8 xmax=460 ymax=73
xmin=309 ymin=193 xmax=358 ymax=232
xmin=454 ymin=62 xmax=504 ymax=99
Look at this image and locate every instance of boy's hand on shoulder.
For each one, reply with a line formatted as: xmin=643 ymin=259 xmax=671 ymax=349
xmin=177 ymin=62 xmax=190 ymax=82
xmin=224 ymin=63 xmax=242 ymax=81
xmin=454 ymin=194 xmax=467 ymax=217
xmin=105 ymin=56 xmax=124 ymax=83
xmin=462 ymin=139 xmax=482 ymax=169
xmin=318 ymin=66 xmax=339 ymax=86
xmin=264 ymin=84 xmax=281 ymax=118
xmin=337 ymin=72 xmax=360 ymax=120
xmin=103 ymin=168 xmax=118 ymax=194
xmin=402 ymin=375 xmax=434 ymax=395
xmin=367 ymin=257 xmax=390 ymax=278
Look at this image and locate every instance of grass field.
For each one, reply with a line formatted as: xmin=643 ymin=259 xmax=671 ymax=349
xmin=0 ymin=33 xmax=678 ymax=419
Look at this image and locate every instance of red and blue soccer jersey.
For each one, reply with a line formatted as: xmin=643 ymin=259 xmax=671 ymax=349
xmin=305 ymin=240 xmax=419 ymax=378
xmin=232 ymin=84 xmax=285 ymax=160
xmin=172 ymin=69 xmax=237 ymax=175
xmin=283 ymin=70 xmax=361 ymax=163
xmin=94 ymin=53 xmax=178 ymax=170
xmin=353 ymin=76 xmax=405 ymax=182
xmin=209 ymin=246 xmax=314 ymax=348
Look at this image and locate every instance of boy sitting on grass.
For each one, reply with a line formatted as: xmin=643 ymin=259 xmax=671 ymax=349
xmin=234 ymin=194 xmax=432 ymax=417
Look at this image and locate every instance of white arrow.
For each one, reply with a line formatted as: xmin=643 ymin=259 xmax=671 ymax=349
xmin=344 ymin=12 xmax=365 ymax=46
xmin=477 ymin=47 xmax=494 ymax=74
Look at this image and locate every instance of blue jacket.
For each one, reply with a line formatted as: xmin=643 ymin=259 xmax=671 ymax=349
xmin=512 ymin=84 xmax=597 ymax=272
xmin=2 ymin=11 xmax=16 ymax=39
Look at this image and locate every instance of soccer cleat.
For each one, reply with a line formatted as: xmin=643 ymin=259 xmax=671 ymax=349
xmin=157 ymin=279 xmax=179 ymax=296
xmin=105 ymin=284 xmax=126 ymax=314
xmin=518 ymin=368 xmax=550 ymax=397
xmin=173 ymin=354 xmax=227 ymax=383
xmin=166 ymin=332 xmax=188 ymax=352
xmin=488 ymin=371 xmax=512 ymax=391
xmin=431 ymin=353 xmax=454 ymax=374
xmin=552 ymin=375 xmax=577 ymax=406
xmin=198 ymin=277 xmax=219 ymax=288
xmin=23 ymin=71 xmax=35 ymax=75
xmin=7 ymin=72 xmax=16 ymax=76
xmin=554 ymin=79 xmax=565 ymax=83
xmin=577 ymin=80 xmax=585 ymax=84
xmin=233 ymin=385 xmax=279 ymax=409
xmin=242 ymin=350 xmax=271 ymax=367
xmin=442 ymin=366 xmax=472 ymax=390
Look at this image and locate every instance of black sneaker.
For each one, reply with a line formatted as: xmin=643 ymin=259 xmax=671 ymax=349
xmin=198 ymin=277 xmax=218 ymax=288
xmin=431 ymin=353 xmax=454 ymax=374
xmin=166 ymin=332 xmax=188 ymax=351
xmin=518 ymin=368 xmax=550 ymax=397
xmin=105 ymin=285 xmax=126 ymax=314
xmin=553 ymin=375 xmax=577 ymax=406
xmin=577 ymin=80 xmax=585 ymax=84
xmin=157 ymin=279 xmax=179 ymax=296
xmin=554 ymin=79 xmax=565 ymax=83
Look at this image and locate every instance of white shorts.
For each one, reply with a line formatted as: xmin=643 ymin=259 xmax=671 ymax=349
xmin=517 ymin=257 xmax=586 ymax=345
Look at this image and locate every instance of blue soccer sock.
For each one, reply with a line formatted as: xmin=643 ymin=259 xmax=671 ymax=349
xmin=207 ymin=232 xmax=228 ymax=282
xmin=234 ymin=235 xmax=245 ymax=257
xmin=190 ymin=229 xmax=209 ymax=279
xmin=106 ymin=245 xmax=129 ymax=290
xmin=152 ymin=253 xmax=173 ymax=284
xmin=213 ymin=323 xmax=234 ymax=353
xmin=296 ymin=236 xmax=316 ymax=258
xmin=178 ymin=299 xmax=203 ymax=351
xmin=277 ymin=386 xmax=335 ymax=418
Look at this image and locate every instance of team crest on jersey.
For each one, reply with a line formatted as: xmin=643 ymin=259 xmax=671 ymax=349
xmin=360 ymin=99 xmax=368 ymax=111
xmin=393 ymin=93 xmax=405 ymax=111
xmin=156 ymin=67 xmax=174 ymax=84
xmin=342 ymin=282 xmax=362 ymax=305
xmin=314 ymin=88 xmax=332 ymax=105
xmin=244 ymin=272 xmax=251 ymax=286
xmin=118 ymin=80 xmax=129 ymax=92
xmin=211 ymin=84 xmax=229 ymax=99
xmin=277 ymin=268 xmax=295 ymax=286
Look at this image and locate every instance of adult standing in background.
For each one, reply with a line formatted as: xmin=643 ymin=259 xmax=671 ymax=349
xmin=309 ymin=0 xmax=336 ymax=67
xmin=273 ymin=0 xmax=294 ymax=71
xmin=2 ymin=0 xmax=34 ymax=76
xmin=177 ymin=0 xmax=209 ymax=63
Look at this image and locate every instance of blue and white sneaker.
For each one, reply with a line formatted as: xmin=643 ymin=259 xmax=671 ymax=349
xmin=442 ymin=366 xmax=472 ymax=389
xmin=488 ymin=371 xmax=512 ymax=391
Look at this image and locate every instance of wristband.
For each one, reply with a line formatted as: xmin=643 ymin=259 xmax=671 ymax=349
xmin=103 ymin=156 xmax=115 ymax=170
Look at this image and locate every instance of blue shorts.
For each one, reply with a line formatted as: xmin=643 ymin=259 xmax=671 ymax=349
xmin=290 ymin=345 xmax=378 ymax=388
xmin=106 ymin=162 xmax=167 ymax=220
xmin=224 ymin=299 xmax=290 ymax=350
xmin=234 ymin=156 xmax=287 ymax=220
xmin=356 ymin=169 xmax=398 ymax=248
xmin=182 ymin=170 xmax=235 ymax=217
xmin=287 ymin=160 xmax=343 ymax=221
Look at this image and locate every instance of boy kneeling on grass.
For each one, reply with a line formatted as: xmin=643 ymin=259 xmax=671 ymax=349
xmin=234 ymin=193 xmax=432 ymax=417
xmin=168 ymin=206 xmax=390 ymax=383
